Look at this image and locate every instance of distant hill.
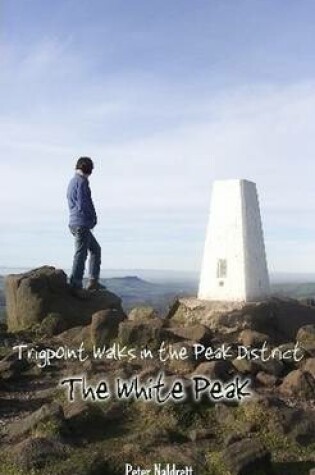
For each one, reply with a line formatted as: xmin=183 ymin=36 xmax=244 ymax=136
xmin=272 ymin=281 xmax=315 ymax=299
xmin=100 ymin=275 xmax=197 ymax=313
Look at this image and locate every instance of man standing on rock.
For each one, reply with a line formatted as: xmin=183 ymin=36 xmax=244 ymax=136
xmin=67 ymin=157 xmax=105 ymax=294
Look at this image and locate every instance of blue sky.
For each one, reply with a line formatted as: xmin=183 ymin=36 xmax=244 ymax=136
xmin=1 ymin=0 xmax=315 ymax=275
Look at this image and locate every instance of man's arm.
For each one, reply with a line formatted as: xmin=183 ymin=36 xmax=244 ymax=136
xmin=77 ymin=179 xmax=97 ymax=227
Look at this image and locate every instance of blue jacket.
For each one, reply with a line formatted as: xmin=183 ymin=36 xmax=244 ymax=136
xmin=67 ymin=173 xmax=97 ymax=229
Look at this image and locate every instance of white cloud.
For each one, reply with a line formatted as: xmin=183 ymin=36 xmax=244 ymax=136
xmin=2 ymin=76 xmax=315 ymax=272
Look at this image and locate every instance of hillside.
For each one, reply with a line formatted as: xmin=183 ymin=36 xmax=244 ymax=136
xmin=101 ymin=275 xmax=197 ymax=312
xmin=0 ymin=266 xmax=315 ymax=475
xmin=272 ymin=282 xmax=315 ymax=299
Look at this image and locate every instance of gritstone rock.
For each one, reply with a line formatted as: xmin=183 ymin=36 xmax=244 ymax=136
xmin=222 ymin=438 xmax=273 ymax=475
xmin=128 ymin=305 xmax=158 ymax=322
xmin=7 ymin=402 xmax=65 ymax=441
xmin=279 ymin=369 xmax=315 ymax=399
xmin=118 ymin=318 xmax=165 ymax=349
xmin=9 ymin=437 xmax=69 ymax=471
xmin=5 ymin=266 xmax=122 ymax=332
xmin=169 ymin=298 xmax=315 ymax=344
xmin=91 ymin=308 xmax=126 ymax=347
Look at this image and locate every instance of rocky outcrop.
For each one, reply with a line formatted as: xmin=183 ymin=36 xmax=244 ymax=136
xmin=128 ymin=305 xmax=158 ymax=322
xmin=10 ymin=437 xmax=69 ymax=471
xmin=39 ymin=312 xmax=68 ymax=337
xmin=222 ymin=438 xmax=273 ymax=475
xmin=169 ymin=297 xmax=315 ymax=343
xmin=297 ymin=324 xmax=315 ymax=344
xmin=166 ymin=323 xmax=213 ymax=345
xmin=297 ymin=324 xmax=315 ymax=355
xmin=193 ymin=360 xmax=234 ymax=381
xmin=303 ymin=357 xmax=315 ymax=378
xmin=0 ymin=350 xmax=30 ymax=380
xmin=118 ymin=318 xmax=165 ymax=349
xmin=2 ymin=289 xmax=315 ymax=474
xmin=91 ymin=309 xmax=126 ymax=347
xmin=54 ymin=325 xmax=91 ymax=347
xmin=279 ymin=369 xmax=315 ymax=398
xmin=55 ymin=307 xmax=127 ymax=349
xmin=63 ymin=401 xmax=122 ymax=439
xmin=5 ymin=266 xmax=122 ymax=332
xmin=238 ymin=329 xmax=270 ymax=347
xmin=256 ymin=371 xmax=278 ymax=387
xmin=7 ymin=402 xmax=65 ymax=441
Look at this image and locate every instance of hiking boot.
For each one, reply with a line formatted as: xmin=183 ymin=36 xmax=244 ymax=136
xmin=86 ymin=279 xmax=107 ymax=292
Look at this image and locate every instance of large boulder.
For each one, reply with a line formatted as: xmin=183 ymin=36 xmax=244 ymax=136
xmin=5 ymin=266 xmax=122 ymax=332
xmin=55 ymin=308 xmax=127 ymax=349
xmin=91 ymin=309 xmax=127 ymax=347
xmin=9 ymin=437 xmax=69 ymax=471
xmin=0 ymin=350 xmax=30 ymax=380
xmin=128 ymin=305 xmax=158 ymax=322
xmin=303 ymin=357 xmax=315 ymax=378
xmin=169 ymin=297 xmax=315 ymax=344
xmin=222 ymin=438 xmax=273 ymax=475
xmin=118 ymin=318 xmax=165 ymax=349
xmin=167 ymin=340 xmax=199 ymax=374
xmin=270 ymin=403 xmax=315 ymax=446
xmin=193 ymin=360 xmax=234 ymax=381
xmin=7 ymin=402 xmax=65 ymax=441
xmin=39 ymin=312 xmax=68 ymax=337
xmin=238 ymin=329 xmax=270 ymax=347
xmin=279 ymin=369 xmax=315 ymax=399
xmin=63 ymin=401 xmax=122 ymax=439
xmin=55 ymin=325 xmax=91 ymax=348
xmin=255 ymin=371 xmax=278 ymax=387
xmin=165 ymin=324 xmax=213 ymax=346
xmin=297 ymin=324 xmax=315 ymax=353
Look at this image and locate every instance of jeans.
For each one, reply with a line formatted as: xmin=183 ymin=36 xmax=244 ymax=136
xmin=69 ymin=226 xmax=101 ymax=288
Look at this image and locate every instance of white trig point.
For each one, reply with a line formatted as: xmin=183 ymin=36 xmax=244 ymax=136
xmin=198 ymin=179 xmax=270 ymax=302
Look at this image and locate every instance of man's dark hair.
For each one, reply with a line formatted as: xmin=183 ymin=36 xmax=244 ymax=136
xmin=76 ymin=157 xmax=94 ymax=175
